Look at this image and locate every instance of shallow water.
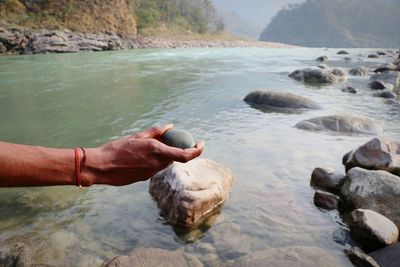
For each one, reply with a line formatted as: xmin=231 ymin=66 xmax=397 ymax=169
xmin=0 ymin=48 xmax=399 ymax=266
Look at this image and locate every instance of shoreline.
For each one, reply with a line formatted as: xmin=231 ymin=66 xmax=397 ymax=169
xmin=0 ymin=26 xmax=296 ymax=56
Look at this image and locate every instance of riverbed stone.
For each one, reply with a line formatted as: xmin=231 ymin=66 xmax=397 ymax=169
xmin=338 ymin=50 xmax=350 ymax=55
xmin=345 ymin=247 xmax=380 ymax=267
xmin=343 ymin=136 xmax=400 ymax=175
xmin=243 ymin=90 xmax=320 ymax=112
xmin=310 ymin=167 xmax=345 ymax=192
xmin=316 ymin=56 xmax=328 ymax=62
xmin=229 ymin=246 xmax=351 ymax=267
xmin=342 ymin=86 xmax=358 ymax=94
xmin=349 ymin=209 xmax=399 ymax=250
xmin=349 ymin=67 xmax=369 ymax=76
xmin=371 ymin=71 xmax=400 ymax=92
xmin=374 ymin=63 xmax=397 ymax=73
xmin=149 ymin=158 xmax=233 ymax=228
xmin=370 ymin=242 xmax=400 ymax=267
xmin=289 ymin=68 xmax=347 ymax=84
xmin=105 ymin=248 xmax=203 ymax=267
xmin=368 ymin=80 xmax=393 ymax=90
xmin=162 ymin=129 xmax=196 ymax=149
xmin=373 ymin=90 xmax=397 ymax=99
xmin=368 ymin=54 xmax=379 ymax=59
xmin=314 ymin=190 xmax=340 ymax=210
xmin=295 ymin=114 xmax=383 ymax=135
xmin=341 ymin=168 xmax=400 ymax=226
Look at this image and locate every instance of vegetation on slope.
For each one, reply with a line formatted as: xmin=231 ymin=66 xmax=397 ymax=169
xmin=260 ymin=0 xmax=400 ymax=48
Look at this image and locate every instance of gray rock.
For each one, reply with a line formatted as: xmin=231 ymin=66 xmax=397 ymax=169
xmin=349 ymin=67 xmax=369 ymax=76
xmin=368 ymin=54 xmax=379 ymax=59
xmin=243 ymin=90 xmax=320 ymax=112
xmin=377 ymin=51 xmax=387 ymax=56
xmin=349 ymin=209 xmax=399 ymax=250
xmin=345 ymin=247 xmax=380 ymax=267
xmin=316 ymin=56 xmax=328 ymax=62
xmin=310 ymin=167 xmax=345 ymax=192
xmin=368 ymin=80 xmax=393 ymax=90
xmin=162 ymin=129 xmax=196 ymax=149
xmin=374 ymin=63 xmax=397 ymax=73
xmin=371 ymin=71 xmax=400 ymax=93
xmin=341 ymin=168 xmax=400 ymax=226
xmin=105 ymin=248 xmax=203 ymax=267
xmin=0 ymin=242 xmax=32 ymax=267
xmin=338 ymin=50 xmax=350 ymax=55
xmin=342 ymin=86 xmax=358 ymax=94
xmin=149 ymin=158 xmax=233 ymax=228
xmin=370 ymin=242 xmax=400 ymax=267
xmin=314 ymin=190 xmax=340 ymax=210
xmin=373 ymin=90 xmax=397 ymax=99
xmin=343 ymin=136 xmax=400 ymax=175
xmin=229 ymin=246 xmax=352 ymax=267
xmin=289 ymin=68 xmax=347 ymax=84
xmin=295 ymin=114 xmax=383 ymax=135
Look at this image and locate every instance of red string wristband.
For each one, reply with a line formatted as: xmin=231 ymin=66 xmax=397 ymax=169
xmin=74 ymin=147 xmax=86 ymax=188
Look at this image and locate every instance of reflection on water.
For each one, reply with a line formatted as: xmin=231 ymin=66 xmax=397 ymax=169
xmin=0 ymin=48 xmax=399 ymax=266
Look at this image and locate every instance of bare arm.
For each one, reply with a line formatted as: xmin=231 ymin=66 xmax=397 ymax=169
xmin=0 ymin=125 xmax=204 ymax=187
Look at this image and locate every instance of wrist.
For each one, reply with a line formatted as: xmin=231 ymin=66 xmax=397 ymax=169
xmin=81 ymin=147 xmax=106 ymax=186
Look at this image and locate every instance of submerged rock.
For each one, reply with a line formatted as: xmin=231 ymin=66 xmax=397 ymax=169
xmin=341 ymin=86 xmax=358 ymax=94
xmin=368 ymin=54 xmax=379 ymax=59
xmin=316 ymin=56 xmax=328 ymax=62
xmin=350 ymin=209 xmax=399 ymax=250
xmin=289 ymin=68 xmax=347 ymax=84
xmin=374 ymin=63 xmax=397 ymax=73
xmin=349 ymin=67 xmax=369 ymax=76
xmin=310 ymin=167 xmax=345 ymax=192
xmin=105 ymin=248 xmax=202 ymax=267
xmin=345 ymin=247 xmax=380 ymax=267
xmin=230 ymin=246 xmax=351 ymax=267
xmin=162 ymin=129 xmax=196 ymax=149
xmin=149 ymin=158 xmax=233 ymax=228
xmin=341 ymin=168 xmax=400 ymax=226
xmin=314 ymin=190 xmax=340 ymax=210
xmin=373 ymin=90 xmax=397 ymax=99
xmin=368 ymin=80 xmax=393 ymax=90
xmin=295 ymin=114 xmax=383 ymax=135
xmin=370 ymin=242 xmax=400 ymax=267
xmin=338 ymin=50 xmax=350 ymax=55
xmin=371 ymin=71 xmax=400 ymax=92
xmin=243 ymin=90 xmax=320 ymax=112
xmin=343 ymin=137 xmax=400 ymax=175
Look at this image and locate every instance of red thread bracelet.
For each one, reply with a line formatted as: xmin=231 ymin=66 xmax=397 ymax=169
xmin=74 ymin=147 xmax=86 ymax=188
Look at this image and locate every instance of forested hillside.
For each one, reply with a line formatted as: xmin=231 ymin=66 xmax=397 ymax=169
xmin=260 ymin=0 xmax=400 ymax=48
xmin=0 ymin=0 xmax=223 ymax=36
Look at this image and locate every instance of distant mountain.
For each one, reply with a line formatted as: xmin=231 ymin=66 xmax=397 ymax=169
xmin=260 ymin=0 xmax=400 ymax=48
xmin=218 ymin=10 xmax=263 ymax=39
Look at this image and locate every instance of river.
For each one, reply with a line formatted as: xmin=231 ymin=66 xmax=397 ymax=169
xmin=0 ymin=48 xmax=399 ymax=266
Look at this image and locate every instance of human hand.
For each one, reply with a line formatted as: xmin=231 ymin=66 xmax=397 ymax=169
xmin=83 ymin=125 xmax=204 ymax=186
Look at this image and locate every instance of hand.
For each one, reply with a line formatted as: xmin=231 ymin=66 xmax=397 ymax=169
xmin=84 ymin=125 xmax=204 ymax=186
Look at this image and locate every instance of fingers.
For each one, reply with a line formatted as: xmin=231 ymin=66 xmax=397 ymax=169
xmin=160 ymin=141 xmax=205 ymax=163
xmin=132 ymin=124 xmax=173 ymax=139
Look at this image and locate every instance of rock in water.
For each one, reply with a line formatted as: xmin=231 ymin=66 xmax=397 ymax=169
xmin=289 ymin=68 xmax=347 ymax=84
xmin=349 ymin=209 xmax=399 ymax=250
xmin=340 ymin=168 xmax=400 ymax=226
xmin=337 ymin=50 xmax=350 ymax=55
xmin=343 ymin=137 xmax=400 ymax=175
xmin=370 ymin=243 xmax=400 ymax=267
xmin=105 ymin=248 xmax=202 ymax=267
xmin=349 ymin=67 xmax=369 ymax=76
xmin=370 ymin=71 xmax=400 ymax=93
xmin=373 ymin=90 xmax=397 ymax=99
xmin=162 ymin=129 xmax=196 ymax=149
xmin=341 ymin=86 xmax=357 ymax=94
xmin=149 ymin=158 xmax=233 ymax=228
xmin=295 ymin=114 xmax=383 ymax=135
xmin=243 ymin=90 xmax=320 ymax=112
xmin=310 ymin=167 xmax=345 ymax=192
xmin=368 ymin=80 xmax=393 ymax=90
xmin=316 ymin=56 xmax=328 ymax=62
xmin=314 ymin=190 xmax=340 ymax=210
xmin=345 ymin=247 xmax=380 ymax=267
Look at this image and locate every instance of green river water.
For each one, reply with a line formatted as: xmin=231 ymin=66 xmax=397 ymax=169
xmin=0 ymin=48 xmax=399 ymax=266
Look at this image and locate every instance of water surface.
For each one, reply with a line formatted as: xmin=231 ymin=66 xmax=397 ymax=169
xmin=0 ymin=48 xmax=399 ymax=266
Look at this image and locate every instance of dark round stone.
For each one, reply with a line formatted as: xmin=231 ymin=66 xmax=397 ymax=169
xmin=161 ymin=129 xmax=196 ymax=149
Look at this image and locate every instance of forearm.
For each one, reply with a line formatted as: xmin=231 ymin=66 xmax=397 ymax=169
xmin=0 ymin=142 xmax=92 ymax=187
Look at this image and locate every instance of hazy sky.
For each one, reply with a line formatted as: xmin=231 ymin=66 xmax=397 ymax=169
xmin=211 ymin=0 xmax=303 ymax=27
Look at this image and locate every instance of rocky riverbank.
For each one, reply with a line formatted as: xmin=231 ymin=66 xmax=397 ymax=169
xmin=0 ymin=26 xmax=294 ymax=55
